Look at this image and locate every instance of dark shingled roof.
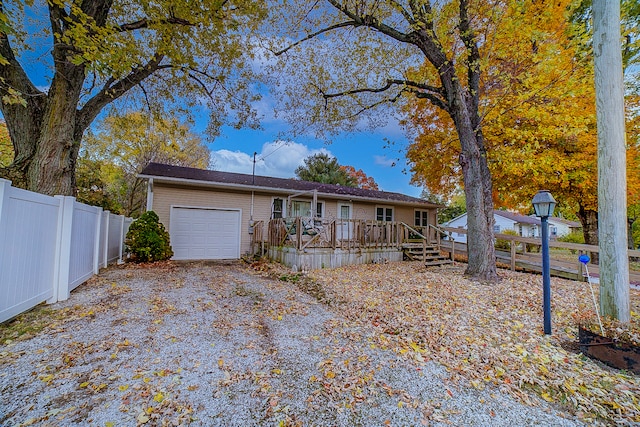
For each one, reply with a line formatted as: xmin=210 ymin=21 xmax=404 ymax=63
xmin=141 ymin=162 xmax=439 ymax=207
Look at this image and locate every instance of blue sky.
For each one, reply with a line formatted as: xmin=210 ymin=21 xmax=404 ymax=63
xmin=12 ymin=2 xmax=424 ymax=198
xmin=206 ymin=114 xmax=422 ymax=197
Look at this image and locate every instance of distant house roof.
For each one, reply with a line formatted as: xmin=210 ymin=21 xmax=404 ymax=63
xmin=140 ymin=163 xmax=441 ymax=208
xmin=494 ymin=210 xmax=541 ymax=226
xmin=547 ymin=217 xmax=582 ymax=228
xmin=443 ymin=210 xmax=541 ymax=226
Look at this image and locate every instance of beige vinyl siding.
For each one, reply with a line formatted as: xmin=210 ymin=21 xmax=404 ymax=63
xmin=153 ymin=183 xmax=274 ymax=255
xmin=152 ymin=183 xmax=439 ymax=255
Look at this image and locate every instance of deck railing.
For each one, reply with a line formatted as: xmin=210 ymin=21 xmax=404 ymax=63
xmin=267 ymin=217 xmax=437 ymax=251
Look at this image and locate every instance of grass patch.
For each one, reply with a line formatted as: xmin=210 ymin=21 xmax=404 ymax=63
xmin=0 ymin=305 xmax=70 ymax=344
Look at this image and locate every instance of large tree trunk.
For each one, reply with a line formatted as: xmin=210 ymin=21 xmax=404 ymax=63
xmin=457 ymin=122 xmax=497 ymax=281
xmin=446 ymin=79 xmax=497 ymax=282
xmin=25 ymin=70 xmax=85 ymax=195
xmin=0 ymin=1 xmax=157 ymax=196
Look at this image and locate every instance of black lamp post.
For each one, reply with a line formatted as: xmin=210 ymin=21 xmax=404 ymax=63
xmin=532 ymin=190 xmax=557 ymax=335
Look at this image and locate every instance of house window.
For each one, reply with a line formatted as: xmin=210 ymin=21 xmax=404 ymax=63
xmin=290 ymin=200 xmax=324 ymax=217
xmin=272 ymin=198 xmax=283 ymax=219
xmin=414 ymin=210 xmax=429 ymax=227
xmin=340 ymin=204 xmax=350 ymax=220
xmin=376 ymin=206 xmax=394 ymax=222
xmin=291 ymin=200 xmax=311 ymax=217
xmin=493 ymin=225 xmax=501 ymax=233
xmin=550 ymin=226 xmax=557 ymax=237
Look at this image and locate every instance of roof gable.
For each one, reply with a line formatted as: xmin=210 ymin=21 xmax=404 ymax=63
xmin=494 ymin=210 xmax=541 ymax=225
xmin=140 ymin=162 xmax=440 ymax=207
xmin=443 ymin=210 xmax=542 ymax=226
xmin=547 ymin=217 xmax=582 ymax=228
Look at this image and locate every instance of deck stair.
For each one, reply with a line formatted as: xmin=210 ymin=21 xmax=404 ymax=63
xmin=402 ymin=242 xmax=453 ymax=267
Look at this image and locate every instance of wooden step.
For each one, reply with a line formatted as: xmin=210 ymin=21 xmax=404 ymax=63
xmin=402 ymin=241 xmax=453 ymax=267
xmin=424 ymin=258 xmax=454 ymax=267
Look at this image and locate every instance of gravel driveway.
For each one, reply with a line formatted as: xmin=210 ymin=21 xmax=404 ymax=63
xmin=1 ymin=261 xmax=583 ymax=426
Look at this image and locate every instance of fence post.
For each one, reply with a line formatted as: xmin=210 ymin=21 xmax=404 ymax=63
xmin=93 ymin=207 xmax=103 ymax=274
xmin=0 ymin=179 xmax=10 ymax=243
xmin=118 ymin=214 xmax=125 ymax=264
xmin=102 ymin=211 xmax=110 ymax=268
xmin=53 ymin=196 xmax=76 ymax=302
xmin=0 ymin=180 xmax=11 ymax=291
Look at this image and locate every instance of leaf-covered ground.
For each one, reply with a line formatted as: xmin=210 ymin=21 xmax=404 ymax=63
xmin=307 ymin=262 xmax=640 ymax=425
xmin=0 ymin=260 xmax=636 ymax=426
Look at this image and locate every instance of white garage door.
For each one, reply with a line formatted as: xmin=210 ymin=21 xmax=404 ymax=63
xmin=171 ymin=207 xmax=241 ymax=260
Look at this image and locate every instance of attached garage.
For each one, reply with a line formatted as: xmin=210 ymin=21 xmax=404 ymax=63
xmin=170 ymin=206 xmax=241 ymax=260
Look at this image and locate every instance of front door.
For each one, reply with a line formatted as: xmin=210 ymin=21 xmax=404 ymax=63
xmin=338 ymin=203 xmax=352 ymax=240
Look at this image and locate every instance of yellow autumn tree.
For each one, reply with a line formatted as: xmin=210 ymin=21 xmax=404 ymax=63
xmin=627 ymin=93 xmax=640 ymax=248
xmin=78 ymin=111 xmax=210 ymax=216
xmin=406 ymin=0 xmax=640 ymax=246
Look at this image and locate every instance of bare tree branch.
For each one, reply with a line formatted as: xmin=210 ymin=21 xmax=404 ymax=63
xmin=274 ymin=21 xmax=358 ymax=55
xmin=115 ymin=17 xmax=195 ymax=32
xmin=326 ymin=0 xmax=411 ymax=43
xmin=319 ymin=78 xmax=448 ymax=117
xmin=76 ymin=55 xmax=166 ymax=136
xmin=322 ymin=78 xmax=443 ymax=99
xmin=410 ymin=90 xmax=449 ymax=113
xmin=329 ymin=90 xmax=404 ymax=122
xmin=389 ymin=0 xmax=416 ymax=26
xmin=459 ymin=0 xmax=480 ymax=123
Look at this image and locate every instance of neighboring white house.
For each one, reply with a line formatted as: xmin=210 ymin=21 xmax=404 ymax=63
xmin=442 ymin=210 xmax=542 ymax=243
xmin=545 ymin=216 xmax=582 ymax=237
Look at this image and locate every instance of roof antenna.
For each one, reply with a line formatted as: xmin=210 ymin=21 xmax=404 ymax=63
xmin=252 ymin=152 xmax=257 ymax=185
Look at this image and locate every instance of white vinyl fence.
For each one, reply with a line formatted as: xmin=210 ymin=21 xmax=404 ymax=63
xmin=0 ymin=179 xmax=133 ymax=323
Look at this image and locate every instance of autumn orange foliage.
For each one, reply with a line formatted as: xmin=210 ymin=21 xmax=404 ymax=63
xmin=405 ymin=0 xmax=639 ymax=241
xmin=340 ymin=165 xmax=379 ymax=190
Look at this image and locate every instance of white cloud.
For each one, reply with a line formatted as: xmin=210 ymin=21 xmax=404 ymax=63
xmin=373 ymin=155 xmax=396 ymax=167
xmin=210 ymin=141 xmax=332 ymax=178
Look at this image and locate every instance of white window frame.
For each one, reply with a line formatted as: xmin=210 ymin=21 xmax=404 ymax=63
xmin=272 ymin=197 xmax=285 ymax=219
xmin=414 ymin=209 xmax=429 ymax=227
xmin=338 ymin=202 xmax=353 ymax=220
xmin=376 ymin=205 xmax=394 ymax=222
xmin=289 ymin=199 xmax=324 ymax=218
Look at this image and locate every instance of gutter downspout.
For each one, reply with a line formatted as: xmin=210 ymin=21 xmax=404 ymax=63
xmin=146 ymin=178 xmax=153 ymax=212
xmin=250 ymin=152 xmax=256 ymax=224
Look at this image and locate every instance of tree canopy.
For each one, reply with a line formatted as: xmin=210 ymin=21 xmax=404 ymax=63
xmin=295 ymin=153 xmax=356 ymax=187
xmin=0 ymin=0 xmax=264 ymax=195
xmin=341 ymin=166 xmax=379 ymax=190
xmin=77 ymin=111 xmax=210 ymax=216
xmin=269 ymin=0 xmax=500 ymax=281
xmin=405 ymin=0 xmax=640 ymax=249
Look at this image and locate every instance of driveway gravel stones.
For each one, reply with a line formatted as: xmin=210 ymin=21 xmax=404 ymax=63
xmin=1 ymin=261 xmax=583 ymax=426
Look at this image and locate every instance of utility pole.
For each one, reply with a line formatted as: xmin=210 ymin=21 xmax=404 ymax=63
xmin=593 ymin=0 xmax=630 ymax=322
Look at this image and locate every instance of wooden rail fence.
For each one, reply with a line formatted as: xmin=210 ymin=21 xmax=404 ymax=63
xmin=441 ymin=227 xmax=640 ymax=283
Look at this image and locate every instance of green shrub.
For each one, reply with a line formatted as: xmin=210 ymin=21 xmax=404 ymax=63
xmin=495 ymin=229 xmax=519 ymax=251
xmin=558 ymin=231 xmax=585 ymax=244
xmin=557 ymin=231 xmax=585 ymax=254
xmin=125 ymin=211 xmax=173 ymax=262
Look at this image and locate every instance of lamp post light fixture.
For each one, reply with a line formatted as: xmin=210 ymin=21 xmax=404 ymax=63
xmin=532 ymin=190 xmax=557 ymax=335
